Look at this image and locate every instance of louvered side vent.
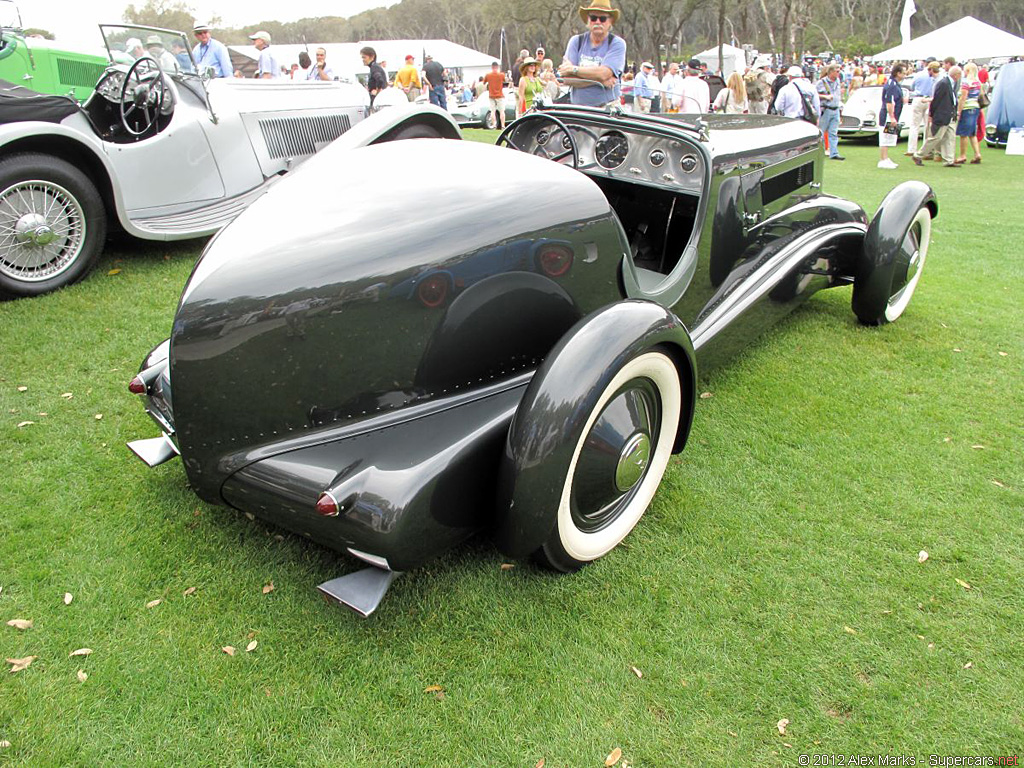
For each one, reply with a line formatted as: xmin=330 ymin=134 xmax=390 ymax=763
xmin=56 ymin=58 xmax=107 ymax=89
xmin=761 ymin=162 xmax=815 ymax=205
xmin=258 ymin=113 xmax=352 ymax=160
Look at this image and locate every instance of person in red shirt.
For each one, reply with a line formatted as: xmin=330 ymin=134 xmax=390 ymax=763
xmin=482 ymin=61 xmax=508 ymax=129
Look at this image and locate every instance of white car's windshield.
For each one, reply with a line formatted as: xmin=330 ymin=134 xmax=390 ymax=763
xmin=99 ymin=24 xmax=197 ymax=77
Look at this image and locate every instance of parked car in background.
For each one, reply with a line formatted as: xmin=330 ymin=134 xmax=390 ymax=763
xmin=129 ymin=106 xmax=937 ymax=616
xmin=985 ymin=59 xmax=1023 ymax=148
xmin=0 ymin=23 xmax=459 ymax=299
xmin=840 ymin=84 xmax=912 ymax=140
xmin=448 ymin=86 xmax=517 ymax=128
xmin=0 ymin=0 xmax=107 ymax=101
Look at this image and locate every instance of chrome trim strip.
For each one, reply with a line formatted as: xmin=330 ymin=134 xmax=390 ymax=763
xmin=691 ymin=222 xmax=867 ymax=350
xmin=346 ymin=548 xmax=392 ymax=571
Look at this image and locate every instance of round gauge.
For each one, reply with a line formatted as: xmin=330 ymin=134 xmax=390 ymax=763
xmin=561 ymin=133 xmax=574 ymax=150
xmin=680 ymin=154 xmax=699 ymax=173
xmin=595 ymin=131 xmax=629 ymax=170
xmin=536 ymin=129 xmax=550 ymax=146
xmin=649 ymin=148 xmax=666 ymax=167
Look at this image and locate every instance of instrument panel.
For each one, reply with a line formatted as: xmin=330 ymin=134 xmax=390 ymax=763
xmin=518 ymin=117 xmax=706 ymax=192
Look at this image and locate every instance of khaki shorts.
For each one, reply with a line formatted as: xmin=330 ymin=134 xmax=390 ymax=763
xmin=489 ymin=96 xmax=505 ymax=111
xmin=878 ymin=127 xmax=898 ymax=147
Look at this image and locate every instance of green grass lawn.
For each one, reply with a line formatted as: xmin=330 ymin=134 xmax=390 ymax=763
xmin=1 ymin=133 xmax=1021 ymax=766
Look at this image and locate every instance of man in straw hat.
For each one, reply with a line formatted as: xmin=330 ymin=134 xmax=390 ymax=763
xmin=557 ymin=0 xmax=626 ymax=107
xmin=191 ymin=22 xmax=232 ymax=78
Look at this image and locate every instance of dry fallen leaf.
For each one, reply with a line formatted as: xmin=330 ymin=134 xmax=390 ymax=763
xmin=16 ymin=386 xmax=27 ymax=392
xmin=246 ymin=640 xmax=258 ymax=653
xmin=955 ymin=578 xmax=972 ymax=590
xmin=6 ymin=619 xmax=32 ymax=630
xmin=273 ymin=534 xmax=285 ymax=542
xmin=843 ymin=625 xmax=857 ymax=635
xmin=76 ymin=669 xmax=88 ymax=683
xmin=63 ymin=592 xmax=73 ymax=605
xmin=918 ymin=550 xmax=929 ymax=563
xmin=0 ymin=739 xmax=9 ymax=748
xmin=244 ymin=512 xmax=255 ymax=521
xmin=952 ymin=348 xmax=962 ymax=353
xmin=605 ymin=747 xmax=623 ymax=766
xmin=998 ymin=351 xmax=1008 ymax=357
xmin=963 ymin=662 xmax=973 ymax=669
xmin=145 ymin=599 xmax=161 ymax=609
xmin=69 ymin=648 xmax=93 ymax=657
xmin=943 ymin=436 xmax=952 ymax=443
xmin=61 ymin=392 xmax=73 ymax=399
xmin=630 ymin=665 xmax=643 ymax=679
xmin=6 ymin=656 xmax=36 ymax=673
xmin=107 ymin=268 xmax=121 ymax=275
xmin=183 ymin=587 xmax=196 ymax=597
xmin=16 ymin=421 xmax=34 ymax=428
xmin=699 ymin=391 xmax=713 ymax=399
xmin=776 ymin=718 xmax=790 ymax=736
xmin=424 ymin=684 xmax=444 ymax=693
xmin=37 ymin=412 xmax=47 ymax=417
xmin=728 ymin=731 xmax=738 ymax=737
xmin=499 ymin=563 xmax=515 ymax=570
xmin=535 ymin=759 xmax=546 ymax=768
xmin=971 ymin=444 xmax=985 ymax=450
xmin=927 ymin=643 xmax=935 ymax=650
xmin=94 ymin=414 xmax=102 ymax=420
xmin=991 ymin=480 xmax=1007 ymax=488
xmin=262 ymin=582 xmax=274 ymax=595
xmin=222 ymin=646 xmax=236 ymax=656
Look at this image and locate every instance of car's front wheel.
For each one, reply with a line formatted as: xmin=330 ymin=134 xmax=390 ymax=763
xmin=0 ymin=153 xmax=106 ymax=299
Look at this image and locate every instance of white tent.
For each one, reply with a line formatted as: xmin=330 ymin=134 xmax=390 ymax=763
xmin=869 ymin=16 xmax=1024 ymax=62
xmin=693 ymin=44 xmax=747 ymax=77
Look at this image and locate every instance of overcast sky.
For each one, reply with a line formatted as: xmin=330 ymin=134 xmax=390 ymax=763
xmin=20 ymin=0 xmax=391 ymax=51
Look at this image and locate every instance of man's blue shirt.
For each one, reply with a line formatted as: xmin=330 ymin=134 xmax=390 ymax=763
xmin=192 ymin=38 xmax=232 ymax=78
xmin=911 ymin=69 xmax=934 ymax=97
xmin=563 ymin=32 xmax=626 ymax=106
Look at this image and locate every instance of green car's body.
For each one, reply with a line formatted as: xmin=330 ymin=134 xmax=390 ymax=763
xmin=0 ymin=28 xmax=107 ymax=102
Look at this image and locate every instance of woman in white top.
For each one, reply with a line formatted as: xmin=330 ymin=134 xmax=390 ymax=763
xmin=712 ymin=71 xmax=749 ymax=114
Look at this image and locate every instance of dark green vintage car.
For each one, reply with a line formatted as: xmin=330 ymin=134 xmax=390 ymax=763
xmin=129 ymin=105 xmax=937 ymax=616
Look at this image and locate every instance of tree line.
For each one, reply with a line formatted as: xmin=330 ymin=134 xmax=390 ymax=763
xmin=123 ymin=0 xmax=1022 ymax=70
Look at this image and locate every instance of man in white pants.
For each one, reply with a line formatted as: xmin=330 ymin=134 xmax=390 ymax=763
xmin=906 ymin=61 xmax=940 ymax=157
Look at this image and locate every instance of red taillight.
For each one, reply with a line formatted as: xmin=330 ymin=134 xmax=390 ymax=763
xmin=539 ymin=246 xmax=573 ymax=277
xmin=128 ymin=375 xmax=147 ymax=395
xmin=416 ymin=274 xmax=449 ymax=308
xmin=316 ymin=491 xmax=340 ymax=517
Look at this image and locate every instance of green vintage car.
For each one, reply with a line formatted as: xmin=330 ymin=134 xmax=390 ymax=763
xmin=0 ymin=2 xmax=107 ymax=102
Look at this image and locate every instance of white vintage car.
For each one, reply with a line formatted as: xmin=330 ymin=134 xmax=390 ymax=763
xmin=0 ymin=24 xmax=459 ymax=298
xmin=839 ymin=84 xmax=912 ymax=140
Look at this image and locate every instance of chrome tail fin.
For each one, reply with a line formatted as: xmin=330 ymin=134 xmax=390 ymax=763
xmin=317 ymin=568 xmax=398 ymax=618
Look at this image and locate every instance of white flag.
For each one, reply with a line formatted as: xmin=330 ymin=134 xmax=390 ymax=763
xmin=900 ymin=0 xmax=917 ymax=45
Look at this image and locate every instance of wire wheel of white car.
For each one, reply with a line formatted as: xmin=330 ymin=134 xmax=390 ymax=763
xmin=538 ymin=350 xmax=681 ymax=572
xmin=0 ymin=153 xmax=106 ymax=299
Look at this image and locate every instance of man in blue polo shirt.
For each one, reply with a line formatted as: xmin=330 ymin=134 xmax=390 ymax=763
xmin=558 ymin=0 xmax=626 ymax=108
xmin=191 ymin=22 xmax=232 ymax=78
xmin=634 ymin=62 xmax=655 ymax=112
xmin=905 ymin=60 xmax=939 ymax=157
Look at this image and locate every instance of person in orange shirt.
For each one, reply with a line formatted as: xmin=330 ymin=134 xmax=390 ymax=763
xmin=482 ymin=61 xmax=508 ymax=129
xmin=394 ymin=54 xmax=423 ymax=102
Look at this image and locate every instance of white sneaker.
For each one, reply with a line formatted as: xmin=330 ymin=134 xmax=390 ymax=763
xmin=877 ymin=159 xmax=898 ymax=169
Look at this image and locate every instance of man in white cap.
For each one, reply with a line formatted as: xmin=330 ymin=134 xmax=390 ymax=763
xmin=558 ymin=0 xmax=626 ymax=108
xmin=192 ymin=22 xmax=232 ymax=78
xmin=249 ymin=30 xmax=280 ymax=79
xmin=634 ymin=62 xmax=655 ymax=113
xmin=773 ymin=65 xmax=820 ymax=122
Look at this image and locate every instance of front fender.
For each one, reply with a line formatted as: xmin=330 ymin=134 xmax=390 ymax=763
xmin=493 ymin=300 xmax=697 ymax=559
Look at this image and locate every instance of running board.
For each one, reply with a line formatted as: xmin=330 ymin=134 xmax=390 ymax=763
xmin=128 ymin=184 xmax=272 ymax=238
xmin=126 ymin=435 xmax=179 ymax=467
xmin=317 ymin=568 xmax=398 ymax=618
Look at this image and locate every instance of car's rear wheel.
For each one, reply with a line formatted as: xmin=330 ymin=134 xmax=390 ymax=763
xmin=0 ymin=153 xmax=106 ymax=299
xmin=536 ymin=350 xmax=681 ymax=572
xmin=484 ymin=110 xmax=497 ymax=130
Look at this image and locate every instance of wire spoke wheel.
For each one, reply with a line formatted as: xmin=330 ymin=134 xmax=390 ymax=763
xmin=0 ymin=180 xmax=86 ymax=283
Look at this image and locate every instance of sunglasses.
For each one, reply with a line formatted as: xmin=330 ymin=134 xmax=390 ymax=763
xmin=588 ymin=14 xmax=609 ymax=22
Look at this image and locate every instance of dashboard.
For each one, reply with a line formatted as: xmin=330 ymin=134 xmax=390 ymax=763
xmin=513 ymin=117 xmax=706 ymax=193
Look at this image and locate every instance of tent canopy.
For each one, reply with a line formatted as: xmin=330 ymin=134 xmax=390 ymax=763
xmin=870 ymin=16 xmax=1024 ymax=62
xmin=693 ymin=44 xmax=746 ymax=77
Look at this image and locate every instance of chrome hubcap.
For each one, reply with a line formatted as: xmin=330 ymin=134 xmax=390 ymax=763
xmin=614 ymin=432 xmax=651 ymax=492
xmin=0 ymin=180 xmax=85 ymax=282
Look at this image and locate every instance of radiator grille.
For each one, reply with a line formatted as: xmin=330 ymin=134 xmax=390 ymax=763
xmin=761 ymin=162 xmax=814 ymax=204
xmin=258 ymin=113 xmax=352 ymax=159
xmin=56 ymin=57 xmax=106 ymax=89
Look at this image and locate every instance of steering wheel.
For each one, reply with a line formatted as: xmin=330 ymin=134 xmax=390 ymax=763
xmin=119 ymin=56 xmax=167 ymax=137
xmin=497 ymin=114 xmax=580 ymax=170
